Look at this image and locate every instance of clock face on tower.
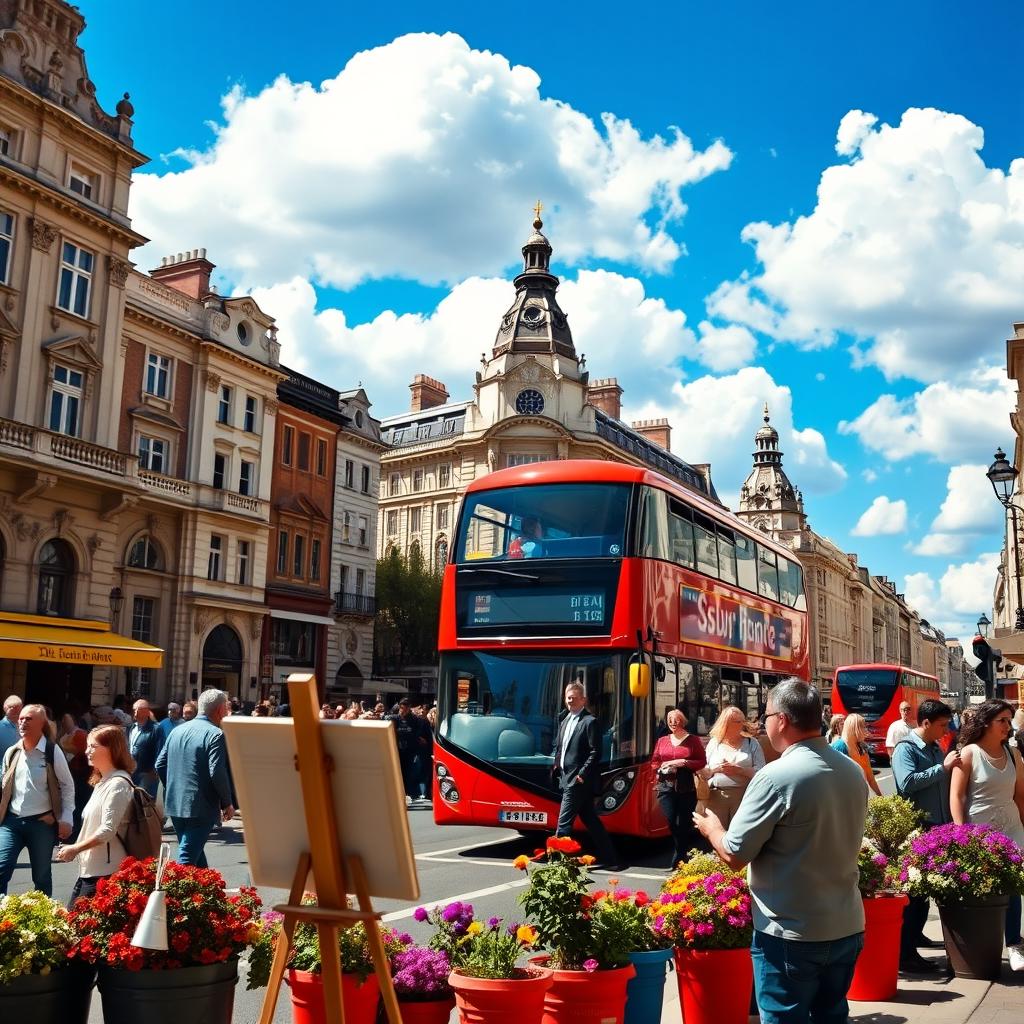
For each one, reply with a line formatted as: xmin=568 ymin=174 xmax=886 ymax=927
xmin=515 ymin=388 xmax=545 ymax=415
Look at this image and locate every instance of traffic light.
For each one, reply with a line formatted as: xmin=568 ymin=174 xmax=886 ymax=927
xmin=972 ymin=635 xmax=1002 ymax=698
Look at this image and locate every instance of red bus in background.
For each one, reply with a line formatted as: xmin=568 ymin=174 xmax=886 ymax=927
xmin=432 ymin=460 xmax=809 ymax=839
xmin=831 ymin=664 xmax=942 ymax=764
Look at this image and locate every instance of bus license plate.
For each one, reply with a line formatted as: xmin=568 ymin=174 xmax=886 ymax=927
xmin=499 ymin=810 xmax=548 ymax=825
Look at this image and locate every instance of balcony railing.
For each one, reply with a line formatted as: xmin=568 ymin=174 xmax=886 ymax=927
xmin=137 ymin=467 xmax=193 ymax=498
xmin=334 ymin=591 xmax=376 ymax=617
xmin=0 ymin=417 xmax=33 ymax=450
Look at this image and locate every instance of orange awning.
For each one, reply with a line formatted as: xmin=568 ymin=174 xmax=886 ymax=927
xmin=0 ymin=612 xmax=163 ymax=669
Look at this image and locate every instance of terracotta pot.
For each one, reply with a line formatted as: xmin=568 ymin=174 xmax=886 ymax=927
xmin=400 ymin=996 xmax=456 ymax=1024
xmin=848 ymin=894 xmax=908 ymax=1001
xmin=449 ymin=966 xmax=553 ymax=1024
xmin=674 ymin=947 xmax=752 ymax=1024
xmin=939 ymin=894 xmax=1010 ymax=981
xmin=528 ymin=955 xmax=636 ymax=1024
xmin=286 ymin=968 xmax=380 ymax=1024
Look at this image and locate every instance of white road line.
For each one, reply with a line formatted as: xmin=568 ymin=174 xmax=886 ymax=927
xmin=416 ymin=856 xmax=524 ymax=868
xmin=876 ymin=773 xmax=892 ymax=783
xmin=415 ymin=836 xmax=514 ymax=858
xmin=381 ymin=878 xmax=531 ymax=922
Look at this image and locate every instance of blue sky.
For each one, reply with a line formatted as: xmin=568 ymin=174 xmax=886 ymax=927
xmin=80 ymin=1 xmax=1022 ymax=639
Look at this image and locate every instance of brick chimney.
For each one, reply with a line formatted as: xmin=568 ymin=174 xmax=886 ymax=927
xmin=149 ymin=248 xmax=214 ymax=299
xmin=409 ymin=374 xmax=449 ymax=412
xmin=631 ymin=418 xmax=671 ymax=452
xmin=587 ymin=378 xmax=623 ymax=419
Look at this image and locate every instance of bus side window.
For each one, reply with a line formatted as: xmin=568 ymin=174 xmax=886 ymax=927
xmin=735 ymin=534 xmax=757 ymax=593
xmin=693 ymin=512 xmax=719 ymax=577
xmin=717 ymin=527 xmax=738 ymax=586
xmin=640 ymin=488 xmax=670 ymax=559
xmin=778 ymin=556 xmax=803 ymax=608
xmin=669 ymin=506 xmax=695 ymax=568
xmin=654 ymin=655 xmax=678 ymax=736
xmin=756 ymin=543 xmax=780 ymax=602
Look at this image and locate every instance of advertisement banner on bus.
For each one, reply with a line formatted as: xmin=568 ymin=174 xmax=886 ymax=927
xmin=680 ymin=585 xmax=793 ymax=661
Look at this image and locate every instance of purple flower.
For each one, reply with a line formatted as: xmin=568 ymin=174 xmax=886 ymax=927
xmin=413 ymin=907 xmax=429 ymax=923
xmin=488 ymin=917 xmax=501 ymax=929
xmin=583 ymin=959 xmax=599 ymax=972
xmin=440 ymin=902 xmax=463 ymax=923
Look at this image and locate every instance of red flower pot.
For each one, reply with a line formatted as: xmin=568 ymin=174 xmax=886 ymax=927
xmin=449 ymin=966 xmax=553 ymax=1024
xmin=528 ymin=956 xmax=636 ymax=1024
xmin=674 ymin=947 xmax=752 ymax=1024
xmin=286 ymin=968 xmax=379 ymax=1024
xmin=848 ymin=894 xmax=909 ymax=1001
xmin=400 ymin=996 xmax=456 ymax=1024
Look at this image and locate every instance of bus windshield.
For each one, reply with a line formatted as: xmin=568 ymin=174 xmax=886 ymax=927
xmin=456 ymin=483 xmax=631 ymax=562
xmin=437 ymin=650 xmax=637 ymax=775
xmin=834 ymin=668 xmax=900 ymax=722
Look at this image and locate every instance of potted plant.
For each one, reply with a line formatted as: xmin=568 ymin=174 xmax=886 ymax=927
xmin=517 ymin=837 xmax=636 ymax=1024
xmin=391 ymin=945 xmax=455 ymax=1024
xmin=66 ymin=856 xmax=262 ymax=1024
xmin=650 ymin=850 xmax=753 ymax=1024
xmin=848 ymin=795 xmax=922 ymax=1001
xmin=587 ymin=885 xmax=674 ymax=1024
xmin=431 ymin=912 xmax=551 ymax=1024
xmin=899 ymin=821 xmax=1024 ymax=980
xmin=249 ymin=893 xmax=410 ymax=1024
xmin=0 ymin=891 xmax=94 ymax=1020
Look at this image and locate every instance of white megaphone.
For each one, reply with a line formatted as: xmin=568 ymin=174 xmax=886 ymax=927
xmin=130 ymin=843 xmax=170 ymax=951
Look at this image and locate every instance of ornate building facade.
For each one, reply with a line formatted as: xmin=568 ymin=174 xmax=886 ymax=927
xmin=377 ymin=213 xmax=716 ymax=567
xmin=736 ymin=409 xmax=943 ymax=694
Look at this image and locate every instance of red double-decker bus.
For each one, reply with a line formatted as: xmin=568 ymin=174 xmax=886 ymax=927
xmin=831 ymin=664 xmax=942 ymax=764
xmin=432 ymin=460 xmax=809 ymax=838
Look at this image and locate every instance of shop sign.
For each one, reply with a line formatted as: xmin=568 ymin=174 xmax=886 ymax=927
xmin=35 ymin=644 xmax=113 ymax=664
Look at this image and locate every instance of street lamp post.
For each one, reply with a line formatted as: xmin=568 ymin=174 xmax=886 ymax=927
xmin=986 ymin=449 xmax=1024 ymax=631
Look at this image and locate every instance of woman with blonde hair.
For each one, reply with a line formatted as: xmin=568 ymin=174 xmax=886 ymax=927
xmin=55 ymin=724 xmax=136 ymax=905
xmin=831 ymin=713 xmax=881 ymax=796
xmin=826 ymin=714 xmax=846 ymax=743
xmin=695 ymin=705 xmax=765 ymax=828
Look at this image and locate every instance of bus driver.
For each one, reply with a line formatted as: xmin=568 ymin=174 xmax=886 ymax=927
xmin=509 ymin=516 xmax=544 ymax=559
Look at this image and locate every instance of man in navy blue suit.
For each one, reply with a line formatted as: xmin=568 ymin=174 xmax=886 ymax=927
xmin=551 ymin=681 xmax=619 ymax=869
xmin=156 ymin=688 xmax=234 ymax=867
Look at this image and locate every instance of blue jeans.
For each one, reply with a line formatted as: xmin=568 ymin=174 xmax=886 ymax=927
xmin=752 ymin=929 xmax=864 ymax=1024
xmin=170 ymin=816 xmax=216 ymax=868
xmin=0 ymin=813 xmax=58 ymax=895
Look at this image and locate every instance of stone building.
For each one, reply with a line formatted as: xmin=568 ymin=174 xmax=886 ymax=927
xmin=378 ymin=213 xmax=716 ymax=566
xmin=735 ymin=408 xmax=934 ymax=695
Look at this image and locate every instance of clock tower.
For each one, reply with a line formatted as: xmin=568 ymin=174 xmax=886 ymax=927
xmin=736 ymin=406 xmax=807 ymax=542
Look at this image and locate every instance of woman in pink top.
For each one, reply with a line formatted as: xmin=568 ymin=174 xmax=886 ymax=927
xmin=652 ymin=709 xmax=707 ymax=868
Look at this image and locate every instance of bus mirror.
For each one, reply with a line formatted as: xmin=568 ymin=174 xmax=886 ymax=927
xmin=629 ymin=661 xmax=650 ymax=699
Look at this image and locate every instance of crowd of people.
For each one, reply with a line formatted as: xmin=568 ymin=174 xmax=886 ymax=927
xmin=0 ymin=686 xmax=441 ymax=905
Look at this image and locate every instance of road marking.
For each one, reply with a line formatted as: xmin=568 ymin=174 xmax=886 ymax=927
xmin=416 ymin=836 xmax=513 ymax=858
xmin=876 ymin=773 xmax=892 ymax=783
xmin=381 ymin=878 xmax=531 ymax=921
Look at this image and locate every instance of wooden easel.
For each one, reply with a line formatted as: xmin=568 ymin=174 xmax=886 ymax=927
xmin=256 ymin=674 xmax=402 ymax=1024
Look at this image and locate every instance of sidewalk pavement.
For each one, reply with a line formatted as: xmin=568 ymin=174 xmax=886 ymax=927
xmin=658 ymin=913 xmax=1023 ymax=1024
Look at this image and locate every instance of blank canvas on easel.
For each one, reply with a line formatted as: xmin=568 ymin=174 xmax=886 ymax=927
xmin=222 ymin=717 xmax=419 ymax=902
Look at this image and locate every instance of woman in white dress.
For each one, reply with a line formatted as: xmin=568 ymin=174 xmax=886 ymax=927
xmin=695 ymin=705 xmax=765 ymax=829
xmin=950 ymin=698 xmax=1024 ymax=972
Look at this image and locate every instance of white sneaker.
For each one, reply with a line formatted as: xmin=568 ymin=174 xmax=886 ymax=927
xmin=1008 ymin=944 xmax=1024 ymax=972
xmin=405 ymin=795 xmax=413 ymax=807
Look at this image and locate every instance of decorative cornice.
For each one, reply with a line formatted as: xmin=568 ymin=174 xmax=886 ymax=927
xmin=107 ymin=255 xmax=131 ymax=289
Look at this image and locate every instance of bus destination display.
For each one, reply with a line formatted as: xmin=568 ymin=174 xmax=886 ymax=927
xmin=469 ymin=590 xmax=606 ymax=627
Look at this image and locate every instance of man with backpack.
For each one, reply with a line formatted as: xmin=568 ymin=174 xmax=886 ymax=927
xmin=155 ymin=688 xmax=234 ymax=867
xmin=0 ymin=703 xmax=75 ymax=895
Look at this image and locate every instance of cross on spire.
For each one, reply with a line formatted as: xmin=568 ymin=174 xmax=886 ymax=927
xmin=533 ymin=199 xmax=544 ymax=228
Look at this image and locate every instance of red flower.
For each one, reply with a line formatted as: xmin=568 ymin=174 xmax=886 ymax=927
xmin=580 ymin=894 xmax=594 ymax=910
xmin=635 ymin=891 xmax=650 ymax=907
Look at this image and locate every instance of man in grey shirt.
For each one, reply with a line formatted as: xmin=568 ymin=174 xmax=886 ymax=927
xmin=695 ymin=679 xmax=867 ymax=1024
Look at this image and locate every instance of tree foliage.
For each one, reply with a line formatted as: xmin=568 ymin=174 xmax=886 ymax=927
xmin=373 ymin=544 xmax=442 ymax=674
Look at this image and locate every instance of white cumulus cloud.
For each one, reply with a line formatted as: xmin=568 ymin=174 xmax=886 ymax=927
xmin=258 ymin=268 xmax=701 ymax=416
xmin=705 ymin=107 xmax=1024 ymax=382
xmin=904 ymin=552 xmax=1000 ymax=635
xmin=910 ymin=463 xmax=1002 ymax=556
xmin=838 ymin=368 xmax=1014 ymax=462
xmin=693 ymin=321 xmax=758 ymax=372
xmin=130 ymin=33 xmax=732 ymax=290
xmin=623 ymin=366 xmax=847 ymax=506
xmin=851 ymin=496 xmax=908 ymax=536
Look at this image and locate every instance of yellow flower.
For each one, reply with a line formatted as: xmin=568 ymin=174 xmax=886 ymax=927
xmin=513 ymin=855 xmax=530 ymax=871
xmin=517 ymin=925 xmax=538 ymax=945
xmin=467 ymin=921 xmax=483 ymax=936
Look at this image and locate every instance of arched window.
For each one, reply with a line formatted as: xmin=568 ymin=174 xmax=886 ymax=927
xmin=37 ymin=539 xmax=75 ymax=617
xmin=127 ymin=534 xmax=163 ymax=571
xmin=435 ymin=537 xmax=448 ymax=569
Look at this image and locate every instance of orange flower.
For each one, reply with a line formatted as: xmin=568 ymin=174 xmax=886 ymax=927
xmin=517 ymin=924 xmax=539 ymax=945
xmin=579 ymin=855 xmax=596 ymax=866
xmin=513 ymin=855 xmax=530 ymax=871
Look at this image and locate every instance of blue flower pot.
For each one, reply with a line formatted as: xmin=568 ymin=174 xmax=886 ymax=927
xmin=624 ymin=947 xmax=674 ymax=1024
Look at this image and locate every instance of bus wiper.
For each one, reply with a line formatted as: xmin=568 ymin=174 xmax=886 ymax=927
xmin=458 ymin=567 xmax=541 ymax=581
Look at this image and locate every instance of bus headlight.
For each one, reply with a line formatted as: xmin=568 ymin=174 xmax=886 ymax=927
xmin=597 ymin=769 xmax=636 ymax=814
xmin=437 ymin=762 xmax=459 ymax=803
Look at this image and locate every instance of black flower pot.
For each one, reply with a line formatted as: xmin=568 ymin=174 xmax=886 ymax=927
xmin=0 ymin=963 xmax=95 ymax=1022
xmin=938 ymin=894 xmax=1010 ymax=980
xmin=97 ymin=957 xmax=238 ymax=1024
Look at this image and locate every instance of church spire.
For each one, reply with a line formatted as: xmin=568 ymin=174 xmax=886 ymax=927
xmin=491 ymin=204 xmax=576 ymax=361
xmin=736 ymin=402 xmax=806 ymax=536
